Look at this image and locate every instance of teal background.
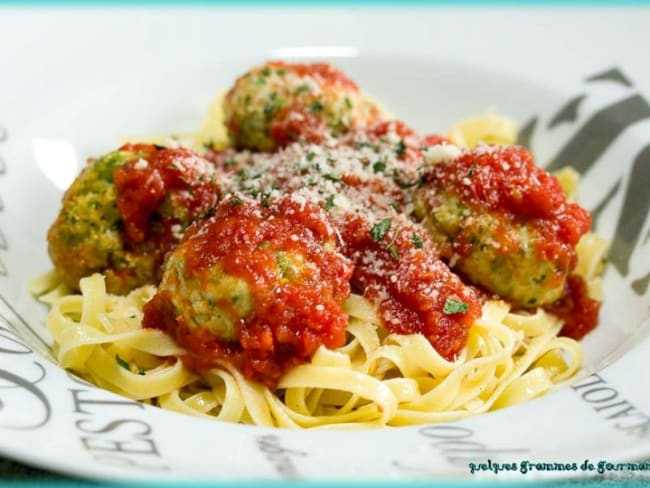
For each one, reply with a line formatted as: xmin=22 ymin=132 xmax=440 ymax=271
xmin=1 ymin=0 xmax=650 ymax=5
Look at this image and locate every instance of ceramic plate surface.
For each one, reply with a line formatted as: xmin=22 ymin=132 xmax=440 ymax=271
xmin=0 ymin=52 xmax=649 ymax=481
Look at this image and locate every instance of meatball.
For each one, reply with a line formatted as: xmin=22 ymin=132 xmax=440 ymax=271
xmin=414 ymin=145 xmax=591 ymax=308
xmin=223 ymin=61 xmax=380 ymax=151
xmin=143 ymin=195 xmax=353 ymax=387
xmin=47 ymin=143 xmax=219 ymax=294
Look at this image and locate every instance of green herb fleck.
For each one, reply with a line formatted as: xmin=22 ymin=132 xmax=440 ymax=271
xmin=443 ymin=298 xmax=469 ymax=315
xmin=199 ymin=208 xmax=216 ymax=220
xmin=412 ymin=234 xmax=423 ymax=249
xmin=306 ymin=152 xmax=316 ymax=162
xmin=310 ymin=101 xmax=324 ymax=112
xmin=395 ymin=139 xmax=407 ymax=158
xmin=324 ymin=195 xmax=335 ymax=211
xmin=393 ymin=173 xmax=422 ymax=189
xmin=468 ymin=163 xmax=477 ymax=177
xmin=355 ymin=141 xmax=379 ymax=152
xmin=387 ymin=243 xmax=400 ymax=261
xmin=294 ymin=84 xmax=310 ymax=94
xmin=370 ymin=218 xmax=392 ymax=242
xmin=261 ymin=67 xmax=271 ymax=77
xmin=372 ymin=161 xmax=386 ymax=173
xmin=344 ymin=96 xmax=353 ymax=109
xmin=231 ymin=196 xmax=243 ymax=207
xmin=323 ymin=172 xmax=342 ymax=182
xmin=224 ymin=158 xmax=237 ymax=167
xmin=137 ymin=368 xmax=146 ymax=376
xmin=115 ymin=354 xmax=130 ymax=371
xmin=264 ymin=92 xmax=285 ymax=115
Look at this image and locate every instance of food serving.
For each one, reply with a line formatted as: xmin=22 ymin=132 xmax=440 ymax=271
xmin=32 ymin=60 xmax=608 ymax=428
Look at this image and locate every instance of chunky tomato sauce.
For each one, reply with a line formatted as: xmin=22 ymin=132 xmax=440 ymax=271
xmin=338 ymin=213 xmax=481 ymax=360
xmin=270 ymin=107 xmax=327 ymax=147
xmin=144 ymin=197 xmax=353 ymax=388
xmin=269 ymin=61 xmax=360 ymax=91
xmin=546 ymin=275 xmax=600 ymax=340
xmin=367 ymin=120 xmax=451 ymax=163
xmin=113 ymin=144 xmax=219 ymax=245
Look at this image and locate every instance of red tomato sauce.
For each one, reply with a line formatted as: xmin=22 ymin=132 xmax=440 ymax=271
xmin=366 ymin=120 xmax=451 ymax=163
xmin=337 ymin=213 xmax=481 ymax=360
xmin=113 ymin=144 xmax=219 ymax=246
xmin=269 ymin=61 xmax=360 ymax=91
xmin=143 ymin=197 xmax=353 ymax=388
xmin=546 ymin=275 xmax=600 ymax=340
xmin=269 ymin=106 xmax=327 ymax=147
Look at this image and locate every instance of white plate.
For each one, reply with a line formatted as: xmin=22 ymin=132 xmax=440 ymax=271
xmin=0 ymin=53 xmax=649 ymax=481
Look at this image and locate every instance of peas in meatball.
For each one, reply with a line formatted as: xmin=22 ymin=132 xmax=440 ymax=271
xmin=143 ymin=195 xmax=353 ymax=388
xmin=47 ymin=143 xmax=220 ymax=294
xmin=414 ymin=145 xmax=591 ymax=308
xmin=223 ymin=61 xmax=380 ymax=151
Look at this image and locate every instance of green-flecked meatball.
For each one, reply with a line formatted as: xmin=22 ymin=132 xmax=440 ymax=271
xmin=143 ymin=195 xmax=353 ymax=387
xmin=414 ymin=145 xmax=591 ymax=308
xmin=223 ymin=61 xmax=380 ymax=152
xmin=47 ymin=143 xmax=219 ymax=294
xmin=159 ymin=254 xmax=253 ymax=341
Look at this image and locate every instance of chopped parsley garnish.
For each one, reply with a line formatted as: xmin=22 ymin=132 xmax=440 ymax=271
xmin=393 ymin=171 xmax=422 ymax=189
xmin=261 ymin=66 xmax=271 ymax=76
xmin=231 ymin=196 xmax=243 ymax=207
xmin=202 ymin=139 xmax=215 ymax=150
xmin=294 ymin=84 xmax=310 ymax=94
xmin=324 ymin=195 xmax=335 ymax=210
xmin=372 ymin=161 xmax=386 ymax=173
xmin=412 ymin=233 xmax=423 ymax=249
xmin=443 ymin=298 xmax=469 ymax=315
xmin=306 ymin=152 xmax=316 ymax=162
xmin=115 ymin=354 xmax=130 ymax=371
xmin=199 ymin=207 xmax=216 ymax=220
xmin=468 ymin=163 xmax=477 ymax=177
xmin=304 ymin=176 xmax=318 ymax=186
xmin=224 ymin=158 xmax=237 ymax=167
xmin=323 ymin=172 xmax=342 ymax=182
xmin=355 ymin=141 xmax=379 ymax=152
xmin=387 ymin=243 xmax=400 ymax=261
xmin=264 ymin=92 xmax=285 ymax=115
xmin=168 ymin=163 xmax=179 ymax=171
xmin=260 ymin=192 xmax=271 ymax=207
xmin=137 ymin=368 xmax=146 ymax=376
xmin=344 ymin=96 xmax=353 ymax=109
xmin=310 ymin=101 xmax=324 ymax=112
xmin=395 ymin=139 xmax=407 ymax=158
xmin=370 ymin=218 xmax=392 ymax=242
